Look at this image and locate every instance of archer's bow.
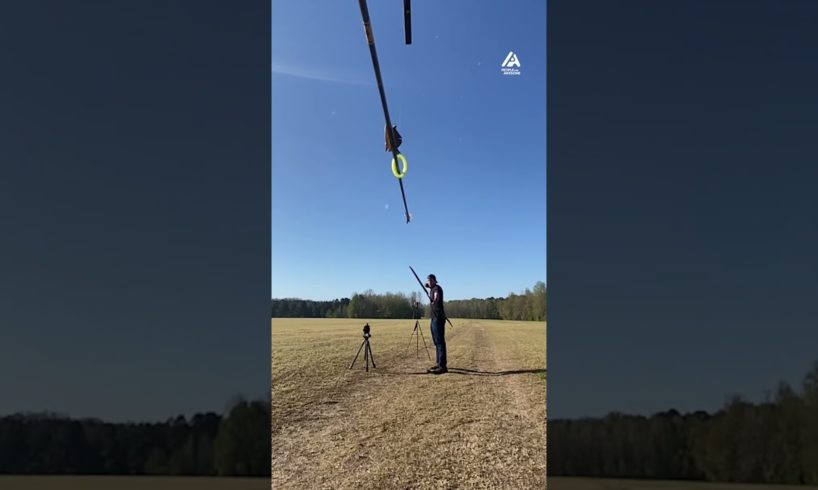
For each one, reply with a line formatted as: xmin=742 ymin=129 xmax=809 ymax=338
xmin=409 ymin=266 xmax=455 ymax=329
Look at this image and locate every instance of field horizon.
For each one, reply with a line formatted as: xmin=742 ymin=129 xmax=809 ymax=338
xmin=4 ymin=476 xmax=817 ymax=490
xmin=548 ymin=477 xmax=818 ymax=490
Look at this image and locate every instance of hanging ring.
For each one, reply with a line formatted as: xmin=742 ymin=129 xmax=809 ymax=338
xmin=391 ymin=153 xmax=408 ymax=179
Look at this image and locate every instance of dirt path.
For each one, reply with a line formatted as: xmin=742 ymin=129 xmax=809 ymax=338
xmin=272 ymin=320 xmax=546 ymax=489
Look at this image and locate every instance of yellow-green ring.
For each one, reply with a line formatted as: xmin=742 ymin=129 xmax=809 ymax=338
xmin=391 ymin=154 xmax=408 ymax=179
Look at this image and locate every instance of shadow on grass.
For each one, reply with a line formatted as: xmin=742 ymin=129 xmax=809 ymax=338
xmin=380 ymin=368 xmax=546 ymax=377
xmin=448 ymin=367 xmax=547 ymax=377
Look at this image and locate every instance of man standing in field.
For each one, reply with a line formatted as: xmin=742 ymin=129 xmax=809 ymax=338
xmin=426 ymin=274 xmax=448 ymax=374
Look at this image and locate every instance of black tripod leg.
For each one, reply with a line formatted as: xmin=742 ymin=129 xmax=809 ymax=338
xmin=418 ymin=322 xmax=432 ymax=361
xmin=349 ymin=339 xmax=366 ymax=369
xmin=367 ymin=341 xmax=376 ymax=368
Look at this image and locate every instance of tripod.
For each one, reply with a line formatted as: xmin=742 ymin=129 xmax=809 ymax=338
xmin=407 ymin=301 xmax=432 ymax=361
xmin=349 ymin=323 xmax=376 ymax=372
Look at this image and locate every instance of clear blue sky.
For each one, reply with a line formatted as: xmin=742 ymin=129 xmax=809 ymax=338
xmin=272 ymin=1 xmax=546 ymax=301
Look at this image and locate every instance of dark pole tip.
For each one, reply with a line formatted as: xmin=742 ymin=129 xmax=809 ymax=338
xmin=404 ymin=0 xmax=412 ymax=45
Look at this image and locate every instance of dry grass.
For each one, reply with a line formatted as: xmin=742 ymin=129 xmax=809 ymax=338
xmin=272 ymin=318 xmax=547 ymax=489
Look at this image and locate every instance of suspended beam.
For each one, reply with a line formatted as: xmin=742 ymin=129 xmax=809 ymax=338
xmin=357 ymin=0 xmax=411 ymax=223
xmin=404 ymin=0 xmax=412 ymax=45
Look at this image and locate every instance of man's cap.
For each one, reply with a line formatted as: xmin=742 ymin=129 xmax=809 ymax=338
xmin=427 ymin=274 xmax=437 ymax=281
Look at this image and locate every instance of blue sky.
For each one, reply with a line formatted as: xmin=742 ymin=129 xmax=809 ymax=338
xmin=272 ymin=1 xmax=546 ymax=301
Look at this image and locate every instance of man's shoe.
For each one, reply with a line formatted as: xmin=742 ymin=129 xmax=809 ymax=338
xmin=426 ymin=365 xmax=439 ymax=373
xmin=431 ymin=367 xmax=448 ymax=375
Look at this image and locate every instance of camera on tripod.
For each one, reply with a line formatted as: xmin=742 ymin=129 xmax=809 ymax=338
xmin=350 ymin=323 xmax=376 ymax=372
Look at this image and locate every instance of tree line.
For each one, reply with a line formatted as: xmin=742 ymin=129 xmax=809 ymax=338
xmin=549 ymin=361 xmax=818 ymax=484
xmin=271 ymin=298 xmax=350 ymax=318
xmin=444 ymin=282 xmax=546 ymax=321
xmin=0 ymin=398 xmax=269 ymax=476
xmin=271 ymin=282 xmax=546 ymax=321
xmin=347 ymin=290 xmax=425 ymax=319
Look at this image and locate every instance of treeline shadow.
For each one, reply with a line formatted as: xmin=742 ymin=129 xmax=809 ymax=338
xmin=550 ymin=360 xmax=818 ymax=485
xmin=0 ymin=397 xmax=270 ymax=476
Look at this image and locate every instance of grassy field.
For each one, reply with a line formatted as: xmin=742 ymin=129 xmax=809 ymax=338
xmin=549 ymin=477 xmax=818 ymax=490
xmin=272 ymin=318 xmax=547 ymax=489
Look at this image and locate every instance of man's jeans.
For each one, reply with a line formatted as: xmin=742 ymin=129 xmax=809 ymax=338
xmin=430 ymin=316 xmax=447 ymax=368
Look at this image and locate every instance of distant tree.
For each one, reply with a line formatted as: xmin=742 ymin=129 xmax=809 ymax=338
xmin=190 ymin=412 xmax=221 ymax=475
xmin=764 ymin=382 xmax=804 ymax=483
xmin=213 ymin=399 xmax=270 ymax=476
xmin=144 ymin=447 xmax=169 ymax=475
xmin=532 ymin=281 xmax=546 ymax=321
xmin=802 ymin=361 xmax=818 ymax=483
